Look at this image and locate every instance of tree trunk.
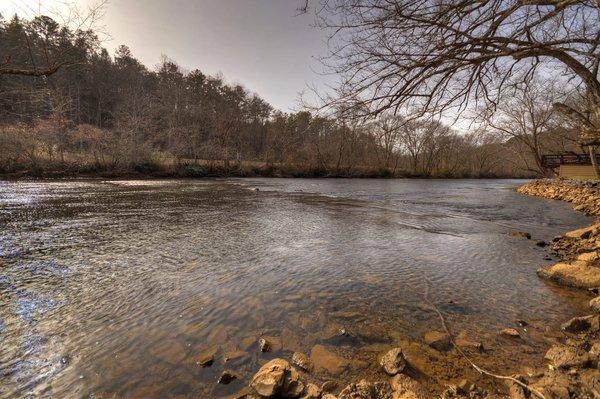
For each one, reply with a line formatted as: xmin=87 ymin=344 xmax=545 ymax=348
xmin=589 ymin=145 xmax=600 ymax=179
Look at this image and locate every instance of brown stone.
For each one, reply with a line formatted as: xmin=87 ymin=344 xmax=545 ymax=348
xmin=590 ymin=296 xmax=600 ymax=313
xmin=500 ymin=328 xmax=521 ymax=338
xmin=149 ymin=339 xmax=187 ymax=364
xmin=508 ymin=231 xmax=531 ymax=239
xmin=300 ymin=383 xmax=322 ymax=399
xmin=538 ymin=261 xmax=600 ymax=289
xmin=560 ymin=315 xmax=599 ymax=333
xmin=292 ymin=352 xmax=313 ymax=372
xmin=338 ymin=380 xmax=391 ymax=399
xmin=249 ymin=358 xmax=304 ymax=398
xmin=311 ymin=345 xmax=349 ymax=375
xmin=218 ymin=370 xmax=238 ymax=385
xmin=390 ymin=374 xmax=427 ymax=399
xmin=380 ymin=348 xmax=406 ymax=376
xmin=423 ymin=331 xmax=452 ymax=351
xmin=195 ymin=346 xmax=218 ymax=367
xmin=544 ymin=345 xmax=594 ymax=369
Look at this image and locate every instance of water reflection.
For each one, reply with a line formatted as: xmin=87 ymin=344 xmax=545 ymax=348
xmin=0 ymin=179 xmax=592 ymax=398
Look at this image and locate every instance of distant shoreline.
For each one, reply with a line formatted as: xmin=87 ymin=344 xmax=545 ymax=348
xmin=0 ymin=168 xmax=533 ymax=181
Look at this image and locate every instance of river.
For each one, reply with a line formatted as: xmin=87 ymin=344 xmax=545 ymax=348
xmin=0 ymin=179 xmax=592 ymax=398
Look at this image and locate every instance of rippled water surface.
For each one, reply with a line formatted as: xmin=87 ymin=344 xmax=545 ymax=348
xmin=0 ymin=179 xmax=592 ymax=398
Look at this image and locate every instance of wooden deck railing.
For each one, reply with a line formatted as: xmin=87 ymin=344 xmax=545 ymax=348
xmin=541 ymin=153 xmax=600 ymax=168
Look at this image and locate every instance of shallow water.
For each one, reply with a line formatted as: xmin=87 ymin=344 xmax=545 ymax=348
xmin=0 ymin=178 xmax=593 ymax=398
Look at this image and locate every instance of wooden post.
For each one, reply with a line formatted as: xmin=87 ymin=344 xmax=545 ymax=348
xmin=589 ymin=145 xmax=600 ymax=179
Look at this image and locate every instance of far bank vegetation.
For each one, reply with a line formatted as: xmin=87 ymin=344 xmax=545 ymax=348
xmin=0 ymin=6 xmax=594 ymax=178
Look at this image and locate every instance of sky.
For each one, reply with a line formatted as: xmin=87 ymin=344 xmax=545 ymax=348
xmin=2 ymin=0 xmax=333 ymax=112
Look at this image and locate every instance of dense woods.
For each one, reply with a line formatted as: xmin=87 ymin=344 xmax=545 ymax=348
xmin=0 ymin=10 xmax=589 ymax=178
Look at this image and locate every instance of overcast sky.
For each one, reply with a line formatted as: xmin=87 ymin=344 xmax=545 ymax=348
xmin=3 ymin=0 xmax=333 ymax=111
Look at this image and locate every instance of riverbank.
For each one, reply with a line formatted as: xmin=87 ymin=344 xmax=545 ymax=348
xmin=232 ymin=179 xmax=600 ymax=399
xmin=0 ymin=160 xmax=531 ymax=180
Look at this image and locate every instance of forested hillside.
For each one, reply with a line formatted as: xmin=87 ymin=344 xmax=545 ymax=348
xmin=0 ymin=13 xmax=580 ymax=178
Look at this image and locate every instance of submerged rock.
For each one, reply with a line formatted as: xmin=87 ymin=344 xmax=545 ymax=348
xmin=423 ymin=331 xmax=451 ymax=351
xmin=149 ymin=339 xmax=187 ymax=364
xmin=380 ymin=348 xmax=406 ymax=376
xmin=508 ymin=231 xmax=531 ymax=239
xmin=195 ymin=346 xmax=218 ymax=367
xmin=311 ymin=345 xmax=349 ymax=375
xmin=499 ymin=328 xmax=521 ymax=338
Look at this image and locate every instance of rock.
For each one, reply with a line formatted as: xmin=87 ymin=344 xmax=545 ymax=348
xmin=577 ymin=251 xmax=599 ymax=262
xmin=423 ymin=331 xmax=452 ymax=351
xmin=589 ymin=342 xmax=600 ymax=355
xmin=223 ymin=350 xmax=247 ymax=363
xmin=504 ymin=376 xmax=529 ymax=399
xmin=259 ymin=337 xmax=271 ymax=352
xmin=292 ymin=352 xmax=313 ymax=372
xmin=300 ymin=383 xmax=322 ymax=399
xmin=454 ymin=331 xmax=484 ymax=352
xmin=579 ymin=369 xmax=600 ymax=394
xmin=338 ymin=380 xmax=391 ymax=399
xmin=565 ymin=225 xmax=597 ymax=239
xmin=311 ymin=345 xmax=349 ymax=375
xmin=538 ymin=261 xmax=600 ymax=289
xmin=500 ymin=328 xmax=521 ymax=338
xmin=560 ymin=315 xmax=599 ymax=333
xmin=535 ymin=240 xmax=549 ymax=247
xmin=249 ymin=358 xmax=304 ymax=398
xmin=322 ymin=395 xmax=338 ymax=399
xmin=149 ymin=339 xmax=187 ymax=364
xmin=590 ymin=296 xmax=600 ymax=313
xmin=380 ymin=348 xmax=406 ymax=376
xmin=195 ymin=346 xmax=218 ymax=367
xmin=322 ymin=381 xmax=339 ymax=393
xmin=544 ymin=345 xmax=594 ymax=369
xmin=282 ymin=366 xmax=305 ymax=398
xmin=389 ymin=374 xmax=427 ymax=399
xmin=508 ymin=231 xmax=531 ymax=239
xmin=218 ymin=370 xmax=238 ymax=384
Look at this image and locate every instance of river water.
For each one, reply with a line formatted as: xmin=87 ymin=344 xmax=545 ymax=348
xmin=0 ymin=179 xmax=592 ymax=398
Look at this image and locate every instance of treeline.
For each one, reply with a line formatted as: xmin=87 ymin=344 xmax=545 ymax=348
xmin=0 ymin=13 xmax=573 ymax=178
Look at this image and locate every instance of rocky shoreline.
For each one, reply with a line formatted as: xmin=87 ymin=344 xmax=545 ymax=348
xmin=212 ymin=179 xmax=600 ymax=399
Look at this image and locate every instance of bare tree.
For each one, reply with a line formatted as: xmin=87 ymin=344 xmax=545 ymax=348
xmin=307 ymin=0 xmax=600 ymax=173
xmin=0 ymin=0 xmax=107 ymax=77
xmin=486 ymin=79 xmax=559 ymax=175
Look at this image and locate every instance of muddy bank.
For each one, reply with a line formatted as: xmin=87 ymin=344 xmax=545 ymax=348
xmin=225 ymin=179 xmax=600 ymax=399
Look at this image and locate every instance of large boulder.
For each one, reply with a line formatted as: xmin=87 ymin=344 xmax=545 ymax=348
xmin=380 ymin=348 xmax=406 ymax=376
xmin=249 ymin=358 xmax=304 ymax=398
xmin=537 ymin=261 xmax=600 ymax=290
